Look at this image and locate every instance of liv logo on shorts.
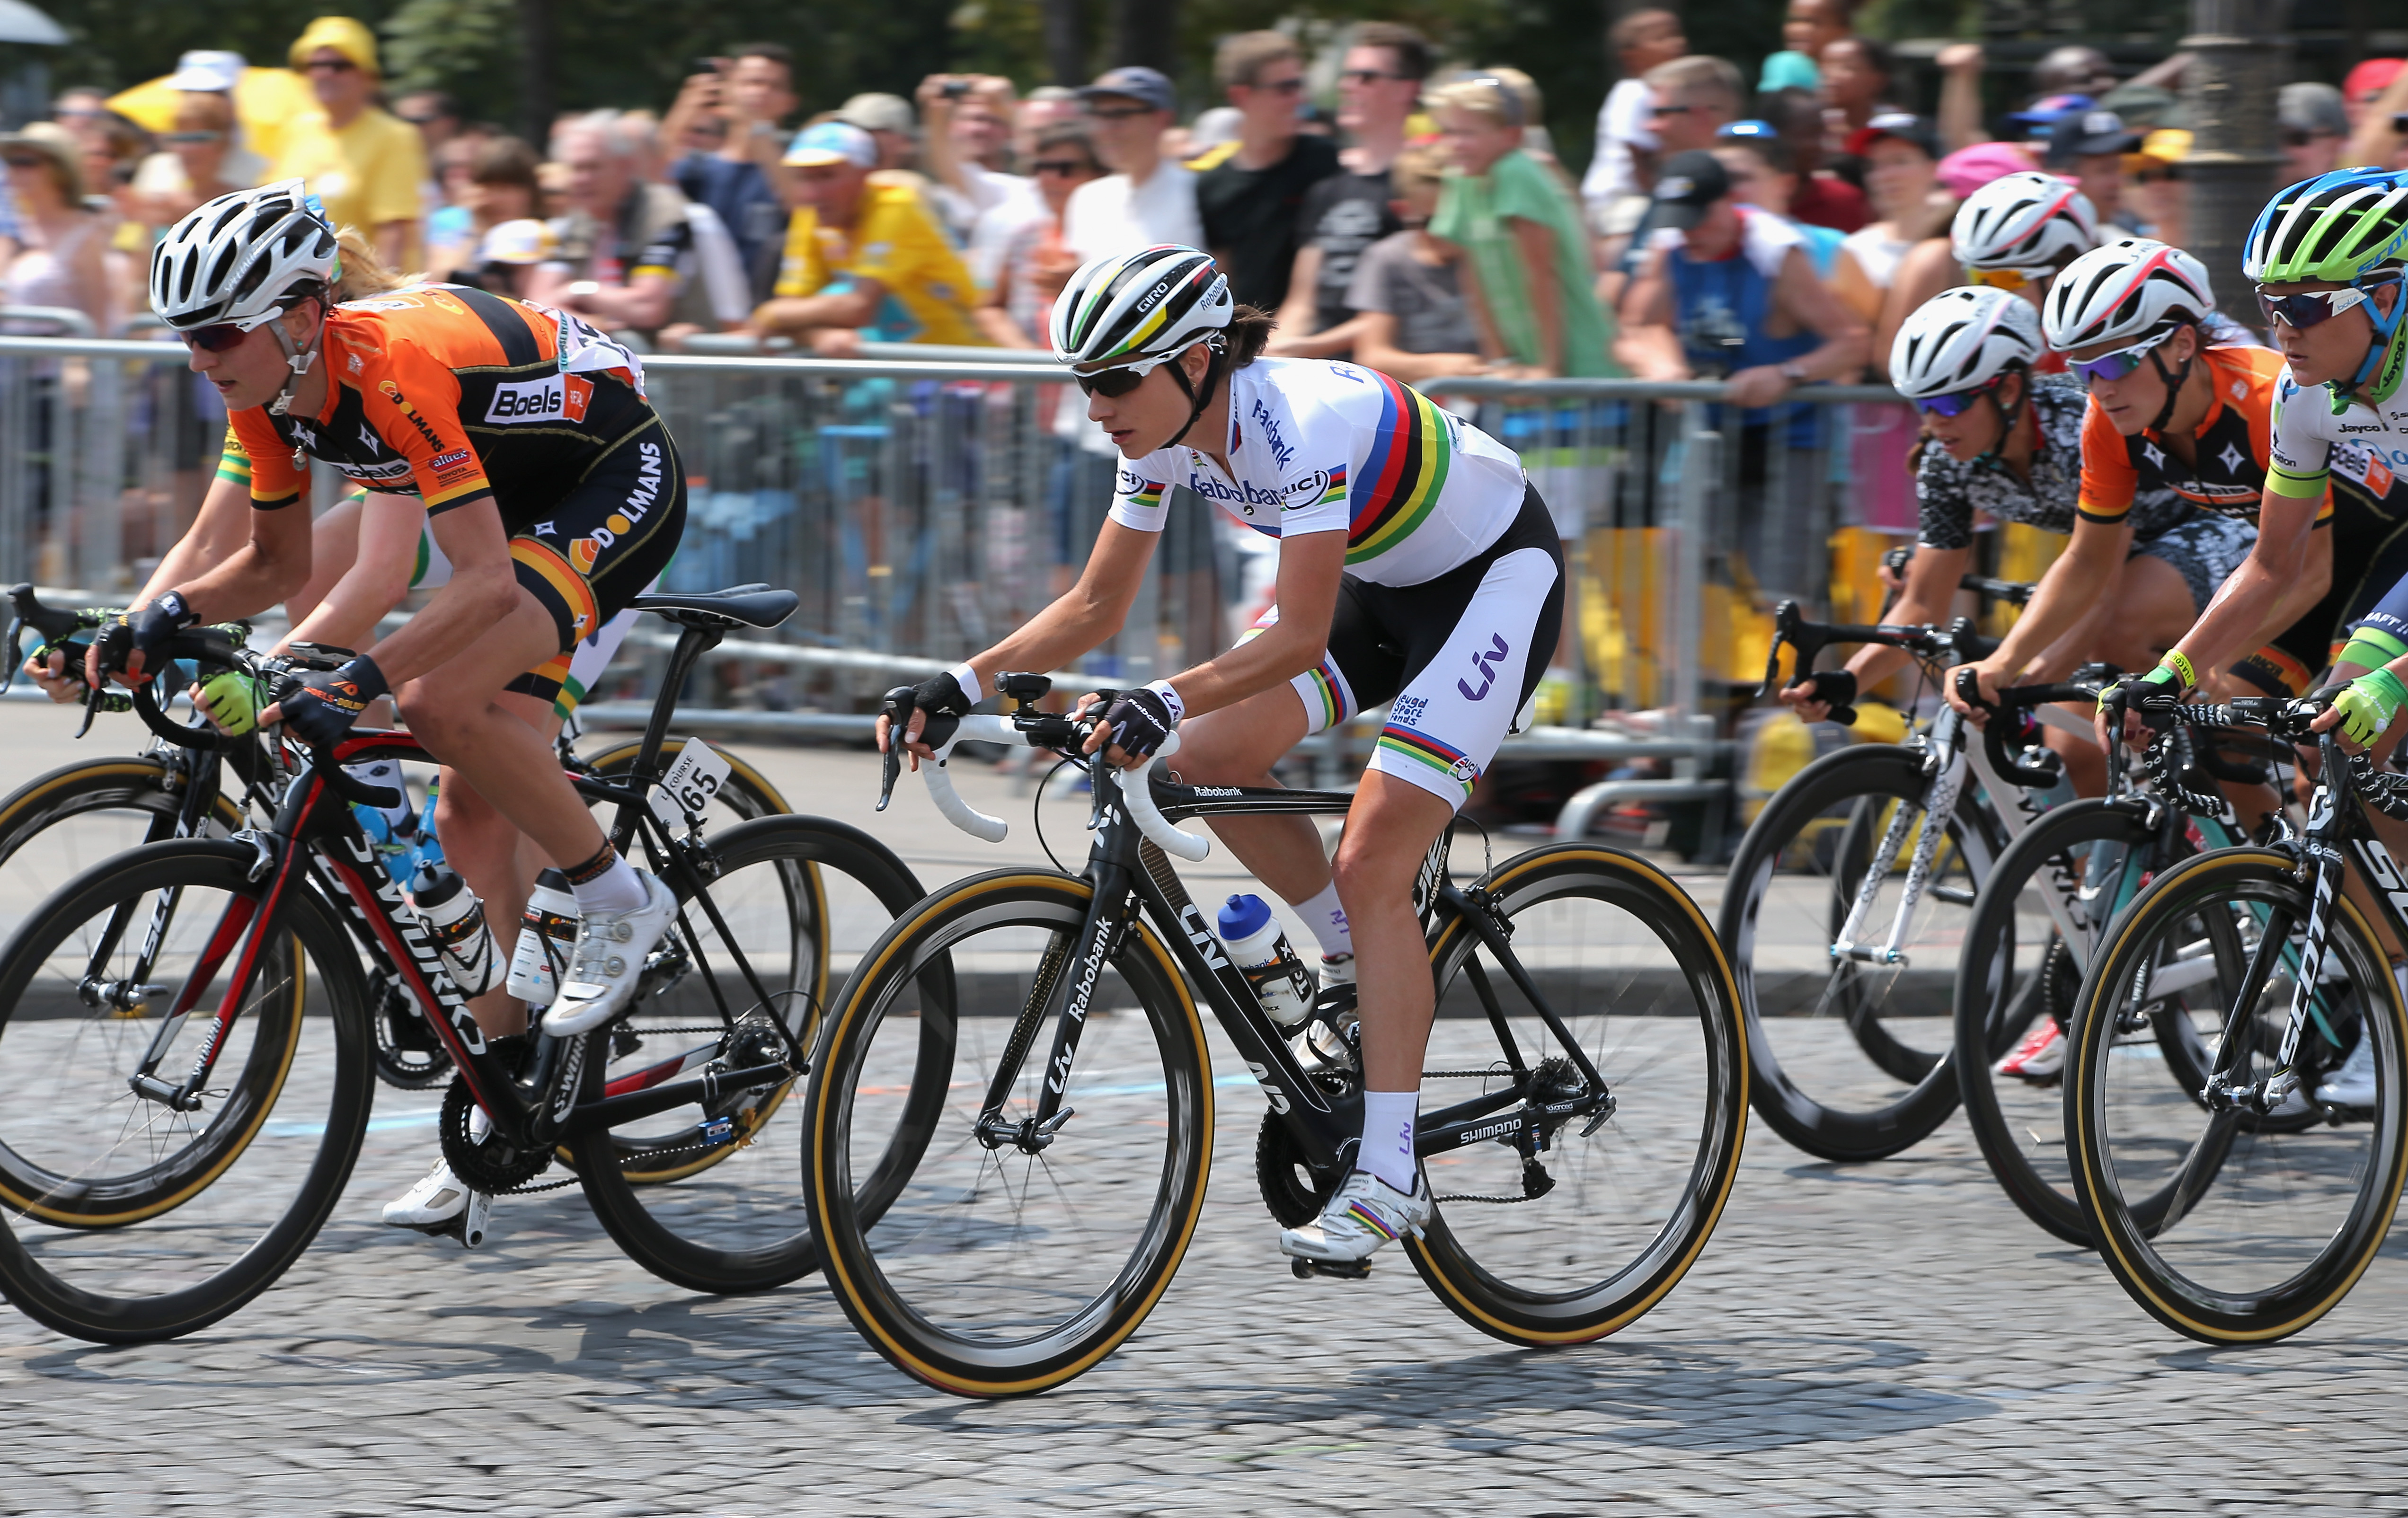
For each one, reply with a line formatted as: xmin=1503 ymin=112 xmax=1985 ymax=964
xmin=1456 ymin=634 xmax=1512 ymax=701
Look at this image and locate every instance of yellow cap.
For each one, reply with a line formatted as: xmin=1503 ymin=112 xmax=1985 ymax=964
xmin=288 ymin=16 xmax=380 ymax=78
xmin=2138 ymin=127 xmax=2191 ymax=164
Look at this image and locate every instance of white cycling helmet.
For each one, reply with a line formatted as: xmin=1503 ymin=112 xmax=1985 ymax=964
xmin=1889 ymin=286 xmax=2045 ymax=400
xmin=1049 ymin=245 xmax=1231 ymax=371
xmin=150 ymin=179 xmax=339 ymax=332
xmin=2041 ymin=236 xmax=2216 ymax=353
xmin=1951 ymin=171 xmax=2098 ymax=276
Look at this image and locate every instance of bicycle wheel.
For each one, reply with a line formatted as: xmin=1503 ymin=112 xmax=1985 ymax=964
xmin=0 ymin=753 xmax=243 ymax=948
xmin=2065 ymin=847 xmax=2408 ymax=1343
xmin=0 ymin=839 xmax=373 ymax=1342
xmin=573 ymin=814 xmax=943 ymax=1294
xmin=1955 ymin=798 xmax=2162 ymax=1245
xmin=1718 ymin=742 xmax=1999 ymax=1161
xmin=1412 ymin=844 xmax=1747 ymax=1343
xmin=804 ymin=870 xmax=1212 ymax=1398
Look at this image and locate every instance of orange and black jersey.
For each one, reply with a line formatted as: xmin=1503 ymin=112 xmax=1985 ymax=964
xmin=2075 ymin=344 xmax=2334 ymax=529
xmin=227 ymin=284 xmax=653 ymax=531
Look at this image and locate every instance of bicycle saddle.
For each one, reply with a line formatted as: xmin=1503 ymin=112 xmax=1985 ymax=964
xmin=632 ymin=584 xmax=798 ymax=630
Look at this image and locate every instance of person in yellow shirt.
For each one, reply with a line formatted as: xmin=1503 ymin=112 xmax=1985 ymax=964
xmin=752 ymin=120 xmax=986 ymax=353
xmin=269 ymin=16 xmax=426 ymax=266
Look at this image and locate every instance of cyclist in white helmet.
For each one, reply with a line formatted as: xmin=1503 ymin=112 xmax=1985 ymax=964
xmin=885 ymin=244 xmax=1567 ymax=1266
xmin=1787 ymin=284 xmax=2252 ymax=797
xmin=1950 ymin=171 xmax=2099 ymax=328
xmin=93 ymin=181 xmax=687 ymax=1244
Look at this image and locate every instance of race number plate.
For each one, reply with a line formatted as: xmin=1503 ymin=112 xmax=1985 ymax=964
xmin=650 ymin=740 xmax=733 ymax=833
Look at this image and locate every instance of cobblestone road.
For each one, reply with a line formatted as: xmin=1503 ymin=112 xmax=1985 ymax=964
xmin=3 ymin=733 xmax=2406 ymax=1514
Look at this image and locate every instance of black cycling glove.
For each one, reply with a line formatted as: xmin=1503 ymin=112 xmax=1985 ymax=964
xmin=280 ymin=654 xmax=388 ymax=752
xmin=1796 ymin=668 xmax=1857 ymax=714
xmin=92 ymin=591 xmax=199 ymax=683
xmin=1100 ymin=685 xmax=1178 ymax=760
xmin=885 ymin=666 xmax=980 ymax=752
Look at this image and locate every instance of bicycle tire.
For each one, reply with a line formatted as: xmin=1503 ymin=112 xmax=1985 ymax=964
xmin=573 ymin=814 xmax=944 ymax=1294
xmin=0 ymin=751 xmax=243 ymax=867
xmin=0 ymin=839 xmax=373 ymax=1343
xmin=1718 ymin=743 xmax=2000 ymax=1162
xmin=1954 ymin=798 xmax=2159 ymax=1245
xmin=803 ymin=869 xmax=1211 ymax=1398
xmin=1411 ymin=844 xmax=1747 ymax=1344
xmin=2064 ymin=847 xmax=2408 ymax=1343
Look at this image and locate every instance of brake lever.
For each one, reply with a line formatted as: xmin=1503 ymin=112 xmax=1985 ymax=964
xmin=876 ymin=685 xmax=913 ymax=812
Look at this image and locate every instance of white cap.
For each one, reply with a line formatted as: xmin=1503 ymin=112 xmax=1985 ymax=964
xmin=164 ymin=50 xmax=247 ymax=94
xmin=479 ymin=218 xmax=558 ymax=266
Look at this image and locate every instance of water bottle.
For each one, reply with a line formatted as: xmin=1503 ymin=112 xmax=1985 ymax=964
xmin=412 ymin=857 xmax=498 ymax=997
xmin=1217 ymin=893 xmax=1315 ymax=1028
xmin=506 ymin=869 xmax=580 ymax=1007
xmin=345 ymin=758 xmax=419 ymax=888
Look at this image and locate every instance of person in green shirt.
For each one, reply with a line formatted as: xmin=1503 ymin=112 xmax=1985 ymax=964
xmin=1425 ymin=73 xmax=1617 ymax=380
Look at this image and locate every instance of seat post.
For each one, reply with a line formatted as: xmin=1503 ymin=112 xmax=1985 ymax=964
xmin=632 ymin=618 xmax=725 ymax=779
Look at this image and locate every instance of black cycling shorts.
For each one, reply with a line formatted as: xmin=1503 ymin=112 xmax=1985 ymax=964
xmin=506 ymin=410 xmax=686 ymax=657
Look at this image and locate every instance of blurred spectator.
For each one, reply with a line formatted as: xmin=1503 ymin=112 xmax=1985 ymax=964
xmin=2041 ymin=107 xmax=2137 ymax=229
xmin=662 ymin=44 xmax=798 ymax=303
xmin=1427 ymin=73 xmax=1613 ymax=379
xmin=530 ymin=110 xmax=749 ymax=343
xmin=395 ymin=91 xmax=461 ymax=158
xmin=461 ymin=216 xmax=554 ymax=300
xmin=1348 ymin=143 xmax=1484 ymax=383
xmin=753 ymin=120 xmax=985 ymax=352
xmin=1642 ymin=55 xmax=1739 ymax=160
xmin=2032 ymin=46 xmax=2117 ymax=100
xmin=2343 ymin=60 xmax=2405 ymax=132
xmin=1765 ymin=88 xmax=1867 ymax=232
xmin=1714 ymin=123 xmax=1842 ymax=274
xmin=1933 ymin=43 xmax=1987 ymax=155
xmin=1829 ymin=114 xmax=1950 ymax=359
xmin=1179 ymin=107 xmax=1243 ymax=161
xmin=269 ymin=17 xmax=425 ymax=267
xmin=1062 ymin=67 xmax=1201 ymax=260
xmin=1617 ymin=148 xmax=1868 ymax=602
xmin=424 ymin=135 xmax=483 ymax=272
xmin=1580 ymin=8 xmax=1685 ymax=222
xmin=1298 ymin=104 xmax=1338 ymax=139
xmin=1758 ymin=0 xmax=1851 ymax=96
xmin=1818 ymin=37 xmax=1899 ymax=156
xmin=2343 ymin=62 xmax=2408 ymax=171
xmin=131 ymin=91 xmax=252 ymax=226
xmin=429 ymin=134 xmax=540 ymax=281
xmin=1272 ymin=20 xmax=1433 ymax=359
xmin=837 ymin=93 xmax=921 ymax=173
xmin=2 ymin=124 xmax=111 ymax=334
xmin=1015 ymin=87 xmax=1083 ymax=155
xmin=976 ymin=119 xmax=1101 ymax=348
xmin=1193 ymin=31 xmax=1339 ymax=310
xmin=2279 ymin=83 xmax=2349 ymax=184
xmin=920 ymin=74 xmax=1030 ymax=245
xmin=2126 ymin=129 xmax=2189 ymax=247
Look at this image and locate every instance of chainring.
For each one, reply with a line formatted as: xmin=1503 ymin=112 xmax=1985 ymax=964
xmin=439 ymin=1073 xmax=554 ymax=1192
xmin=371 ymin=969 xmax=453 ymax=1091
xmin=1254 ymin=1108 xmax=1344 ymax=1227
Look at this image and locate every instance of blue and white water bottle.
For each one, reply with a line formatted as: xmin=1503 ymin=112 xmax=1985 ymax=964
xmin=1217 ymin=893 xmax=1316 ymax=1028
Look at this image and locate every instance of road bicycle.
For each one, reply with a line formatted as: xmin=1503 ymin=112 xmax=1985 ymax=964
xmin=798 ymin=674 xmax=1747 ymax=1397
xmin=2061 ymin=691 xmax=2408 ymax=1343
xmin=0 ymin=585 xmax=795 ymax=1095
xmin=0 ymin=585 xmax=947 ymax=1343
xmin=1949 ymin=677 xmax=2284 ymax=1245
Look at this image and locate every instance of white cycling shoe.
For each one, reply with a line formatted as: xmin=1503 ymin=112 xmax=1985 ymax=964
xmin=2317 ymin=1031 xmax=2380 ymax=1109
xmin=381 ymin=1159 xmax=492 ymax=1248
xmin=1280 ymin=1169 xmax=1433 ymax=1264
xmin=544 ymin=870 xmax=676 ymax=1036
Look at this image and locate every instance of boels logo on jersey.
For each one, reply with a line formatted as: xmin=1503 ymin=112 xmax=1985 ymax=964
xmin=485 ymin=373 xmax=594 ymax=426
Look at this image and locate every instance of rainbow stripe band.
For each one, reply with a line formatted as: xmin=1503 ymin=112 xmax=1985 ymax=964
xmin=1295 ymin=660 xmax=1352 ymax=734
xmin=1343 ymin=1200 xmax=1400 ymax=1241
xmin=1346 ymin=374 xmax=1454 ymax=565
xmin=1376 ymin=722 xmax=1477 ymax=799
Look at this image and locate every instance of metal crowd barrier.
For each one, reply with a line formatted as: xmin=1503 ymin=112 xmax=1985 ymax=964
xmin=0 ymin=334 xmax=1915 ymax=849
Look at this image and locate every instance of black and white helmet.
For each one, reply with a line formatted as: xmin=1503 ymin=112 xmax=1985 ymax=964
xmin=1950 ymin=171 xmax=2098 ymax=276
xmin=1049 ymin=245 xmax=1231 ymax=370
xmin=1890 ymin=286 xmax=2045 ymax=400
xmin=2042 ymin=237 xmax=2215 ymax=353
xmin=149 ymin=179 xmax=339 ymax=332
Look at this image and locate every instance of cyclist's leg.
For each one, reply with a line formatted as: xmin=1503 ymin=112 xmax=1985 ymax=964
xmin=429 ymin=691 xmax=563 ymax=1041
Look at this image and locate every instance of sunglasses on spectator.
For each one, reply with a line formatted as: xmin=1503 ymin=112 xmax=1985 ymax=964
xmin=303 ymin=57 xmax=360 ymax=73
xmin=1 ymin=152 xmax=44 ymax=169
xmin=1073 ymin=355 xmax=1173 ymax=397
xmin=2068 ymin=328 xmax=2175 ymax=385
xmin=1086 ymin=105 xmax=1155 ymax=121
xmin=1340 ymin=69 xmax=1409 ymax=85
xmin=1650 ymin=103 xmax=1697 ymax=116
xmin=1248 ymin=77 xmax=1305 ymax=95
xmin=1967 ymin=266 xmax=2047 ymax=292
xmin=1910 ymin=374 xmax=2006 ymax=417
xmin=163 ymin=131 xmax=224 ymax=145
xmin=2257 ymin=284 xmax=2385 ymax=329
xmin=1031 ymin=158 xmax=1097 ymax=177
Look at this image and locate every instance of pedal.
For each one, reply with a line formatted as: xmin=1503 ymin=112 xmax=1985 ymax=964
xmin=455 ymin=1191 xmax=492 ymax=1249
xmin=1289 ymin=1256 xmax=1371 ymax=1281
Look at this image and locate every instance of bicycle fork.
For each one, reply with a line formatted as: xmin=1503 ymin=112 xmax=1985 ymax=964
xmin=1832 ymin=715 xmax=1970 ymax=969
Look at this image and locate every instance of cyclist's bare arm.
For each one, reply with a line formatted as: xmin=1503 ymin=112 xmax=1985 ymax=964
xmin=888 ymin=517 xmax=1156 ymax=761
xmin=284 ymin=493 xmax=424 ymax=654
xmin=1949 ymin=516 xmax=2130 ymax=713
xmin=1782 ymin=542 xmax=1969 ymax=720
xmin=339 ymin=500 xmax=518 ymax=688
xmin=140 ymin=472 xmax=255 ymax=605
xmin=93 ymin=505 xmax=314 ymax=688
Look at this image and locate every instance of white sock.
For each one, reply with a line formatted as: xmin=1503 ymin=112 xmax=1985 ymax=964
xmin=569 ymin=852 xmax=647 ymax=916
xmin=1292 ymin=881 xmax=1353 ymax=961
xmin=1357 ymin=1089 xmax=1418 ymax=1193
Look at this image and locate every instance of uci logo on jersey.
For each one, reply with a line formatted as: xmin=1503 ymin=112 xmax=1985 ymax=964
xmin=485 ymin=373 xmax=593 ymax=425
xmin=1282 ymin=469 xmax=1329 ymax=506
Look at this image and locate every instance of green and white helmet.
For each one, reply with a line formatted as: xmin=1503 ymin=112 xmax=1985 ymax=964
xmin=2245 ymin=168 xmax=2408 ymax=400
xmin=1049 ymin=245 xmax=1231 ymax=370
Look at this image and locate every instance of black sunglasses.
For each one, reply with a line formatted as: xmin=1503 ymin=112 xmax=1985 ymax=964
xmin=1032 ymin=158 xmax=1097 ymax=176
xmin=1340 ymin=69 xmax=1409 ymax=85
xmin=177 ymin=322 xmax=257 ymax=353
xmin=1074 ymin=362 xmax=1162 ymax=397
